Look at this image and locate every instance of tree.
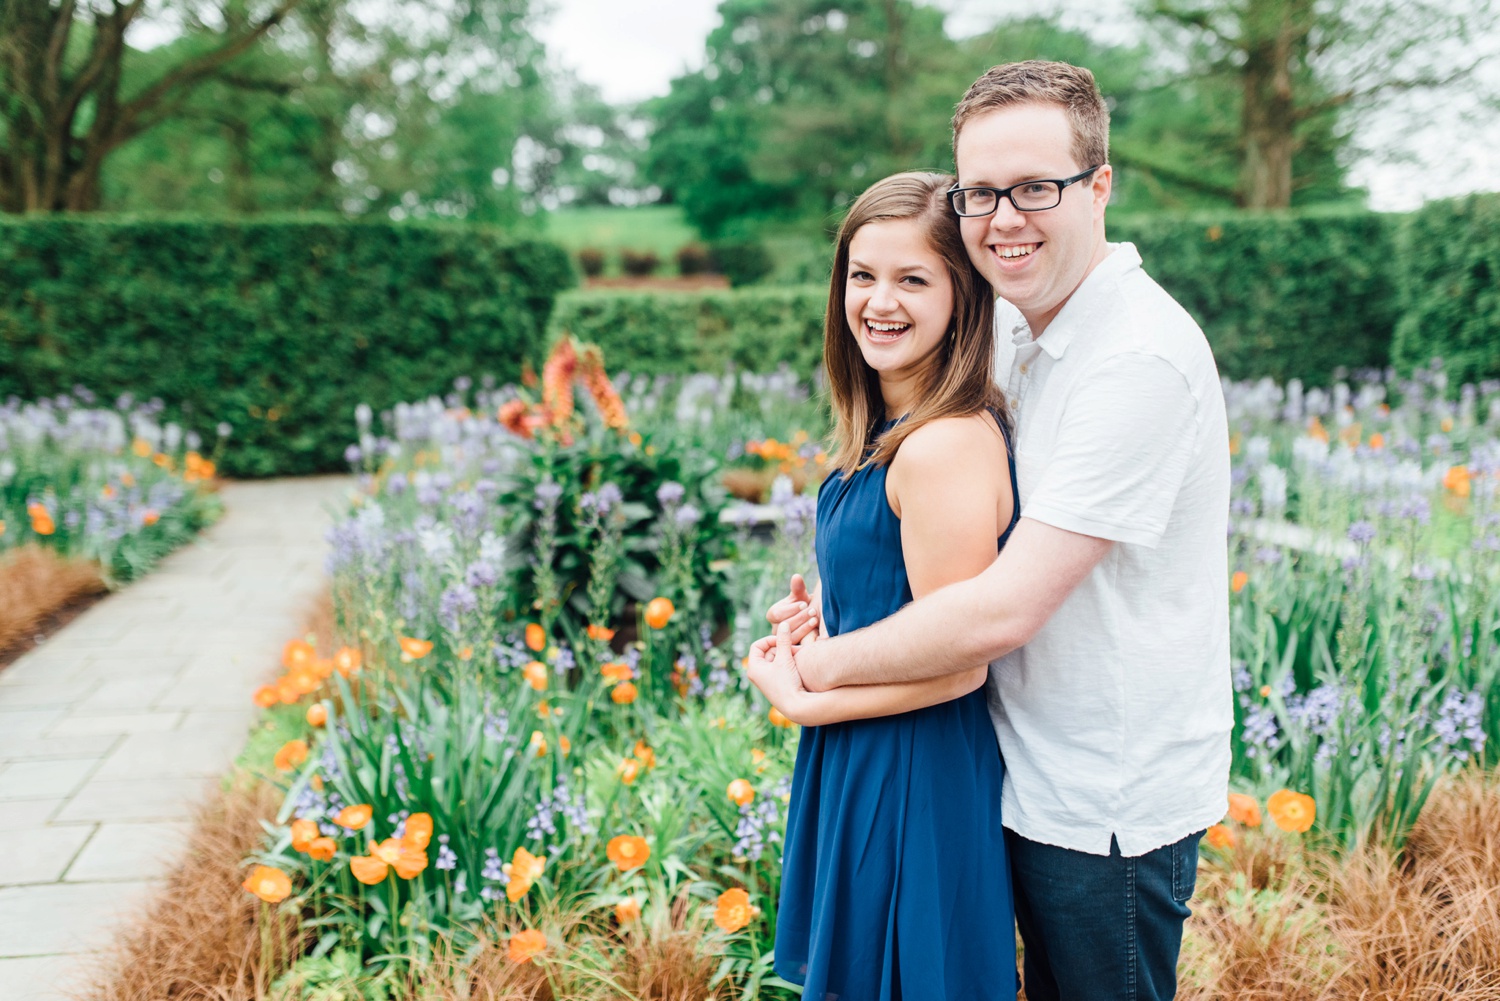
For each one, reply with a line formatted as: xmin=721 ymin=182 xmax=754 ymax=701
xmin=1148 ymin=0 xmax=1496 ymax=207
xmin=0 ymin=0 xmax=299 ymax=212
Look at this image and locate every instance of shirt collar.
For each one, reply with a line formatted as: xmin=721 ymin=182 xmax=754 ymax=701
xmin=1005 ymin=242 xmax=1142 ymax=359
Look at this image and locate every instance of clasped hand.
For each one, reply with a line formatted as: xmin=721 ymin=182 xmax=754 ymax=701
xmin=744 ymin=573 xmax=822 ymax=725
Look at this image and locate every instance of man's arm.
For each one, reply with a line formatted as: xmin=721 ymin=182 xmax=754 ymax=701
xmin=793 ymin=517 xmax=1112 ymax=692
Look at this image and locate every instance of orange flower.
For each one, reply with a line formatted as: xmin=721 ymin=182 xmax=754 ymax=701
xmin=606 ymin=835 xmax=650 ymax=871
xmin=615 ymin=896 xmax=641 ymax=925
xmin=356 ymin=837 xmax=429 ymax=882
xmin=502 ymin=846 xmax=547 ymax=901
xmin=579 ymin=343 xmax=629 ymax=430
xmin=334 ymin=804 xmax=372 ymax=830
xmin=1267 ymin=789 xmax=1316 ymax=833
xmin=768 ymin=707 xmax=794 ymax=728
xmin=498 ymin=399 xmax=535 ymax=440
xmin=587 ymin=624 xmax=616 ymax=642
xmin=274 ymin=739 xmax=309 ymax=772
xmin=542 ymin=337 xmax=578 ymax=426
xmin=559 ymin=735 xmax=572 ymax=756
xmin=1441 ymin=416 xmax=1454 ymax=433
xmin=283 ymin=639 xmax=315 ymax=670
xmin=1227 ymin=792 xmax=1262 ymax=827
xmin=403 ymin=813 xmax=434 ymax=850
xmin=27 ymin=504 xmax=55 ymax=536
xmin=750 ymin=748 xmax=767 ymax=771
xmin=507 ymin=928 xmax=547 ymax=964
xmin=142 ymin=509 xmax=160 ymax=526
xmin=634 ymin=740 xmax=656 ymax=768
xmin=242 ymin=865 xmax=292 ymax=903
xmin=530 ymin=731 xmax=548 ymax=757
xmin=523 ymin=660 xmax=549 ymax=691
xmin=644 ymin=597 xmax=674 ymax=630
xmin=350 ymin=853 xmax=389 ymax=885
xmin=713 ymin=887 xmax=759 ymax=932
xmin=253 ymin=685 xmax=279 ymax=708
xmin=399 ymin=636 xmax=434 ymax=660
xmin=287 ymin=669 xmax=320 ymax=696
xmin=1231 ymin=571 xmax=1248 ymax=594
xmin=132 ymin=438 xmax=152 ymax=457
xmin=309 ymin=657 xmax=334 ymax=680
xmin=618 ymin=758 xmax=640 ymax=784
xmin=1368 ymin=432 xmax=1385 ymax=450
xmin=290 ymin=818 xmax=320 ymax=852
xmin=601 ymin=662 xmax=633 ymax=682
xmin=1444 ymin=465 xmax=1471 ymax=498
xmin=727 ymin=778 xmax=755 ymax=807
xmin=611 ymin=682 xmax=638 ymax=705
xmin=525 ymin=623 xmax=547 ymax=651
xmin=1307 ymin=417 xmax=1329 ymax=443
xmin=1205 ymin=823 xmax=1237 ymax=850
xmin=333 ymin=647 xmax=362 ymax=677
xmin=306 ymin=703 xmax=328 ymax=727
xmin=458 ymin=646 xmax=473 ymax=661
xmin=306 ymin=837 xmax=336 ymax=862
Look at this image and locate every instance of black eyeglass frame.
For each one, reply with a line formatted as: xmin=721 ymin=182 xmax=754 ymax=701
xmin=946 ymin=165 xmax=1104 ymax=217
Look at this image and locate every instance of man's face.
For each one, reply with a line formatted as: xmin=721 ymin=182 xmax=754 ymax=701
xmin=954 ymin=102 xmax=1111 ymax=332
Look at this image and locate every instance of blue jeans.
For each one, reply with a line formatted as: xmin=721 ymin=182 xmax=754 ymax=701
xmin=1006 ymin=828 xmax=1204 ymax=1001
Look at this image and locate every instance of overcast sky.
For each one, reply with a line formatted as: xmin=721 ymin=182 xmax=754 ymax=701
xmin=538 ymin=0 xmax=1500 ymax=211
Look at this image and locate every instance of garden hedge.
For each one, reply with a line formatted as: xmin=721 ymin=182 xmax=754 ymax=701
xmin=0 ymin=217 xmax=574 ymax=476
xmin=554 ymin=208 xmax=1407 ymax=386
xmin=1392 ymin=193 xmax=1500 ymax=388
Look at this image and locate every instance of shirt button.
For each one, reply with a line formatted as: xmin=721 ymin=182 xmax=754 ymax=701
xmin=1019 ymin=364 xmax=1029 ymax=374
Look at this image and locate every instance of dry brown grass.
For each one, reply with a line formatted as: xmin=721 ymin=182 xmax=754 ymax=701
xmin=0 ymin=544 xmax=107 ymax=662
xmin=78 ymin=780 xmax=305 ymax=1001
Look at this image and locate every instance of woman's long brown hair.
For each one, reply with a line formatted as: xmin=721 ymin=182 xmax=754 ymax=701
xmin=824 ymin=171 xmax=1008 ymax=474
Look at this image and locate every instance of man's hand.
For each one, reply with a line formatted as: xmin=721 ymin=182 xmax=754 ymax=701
xmin=744 ymin=620 xmax=818 ymax=724
xmin=765 ymin=572 xmax=819 ymax=646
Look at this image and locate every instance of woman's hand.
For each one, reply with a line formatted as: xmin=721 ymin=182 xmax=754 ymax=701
xmin=745 ymin=620 xmax=821 ymax=726
xmin=765 ymin=573 xmax=820 ymax=646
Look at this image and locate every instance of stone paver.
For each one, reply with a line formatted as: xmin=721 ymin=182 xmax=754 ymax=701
xmin=2 ymin=476 xmax=348 ymax=999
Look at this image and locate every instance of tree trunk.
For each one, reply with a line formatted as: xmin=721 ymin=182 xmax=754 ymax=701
xmin=1238 ymin=0 xmax=1305 ymax=208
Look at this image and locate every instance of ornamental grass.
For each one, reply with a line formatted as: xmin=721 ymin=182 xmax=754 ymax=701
xmin=0 ymin=543 xmax=106 ymax=658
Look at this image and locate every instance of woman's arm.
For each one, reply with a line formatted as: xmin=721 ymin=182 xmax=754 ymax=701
xmin=765 ymin=413 xmax=1012 ymax=726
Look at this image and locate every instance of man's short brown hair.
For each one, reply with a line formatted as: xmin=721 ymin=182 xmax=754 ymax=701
xmin=952 ymin=60 xmax=1110 ymax=172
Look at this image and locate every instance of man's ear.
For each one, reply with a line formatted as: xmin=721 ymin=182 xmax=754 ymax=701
xmin=1092 ymin=165 xmax=1113 ymax=219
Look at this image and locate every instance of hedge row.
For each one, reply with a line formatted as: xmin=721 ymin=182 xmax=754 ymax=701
xmin=0 ymin=217 xmax=574 ymax=476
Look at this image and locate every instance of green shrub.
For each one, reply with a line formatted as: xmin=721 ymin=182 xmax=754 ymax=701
xmin=675 ymin=242 xmax=713 ymax=276
xmin=619 ymin=248 xmax=660 ymax=276
xmin=551 ymin=286 xmax=827 ymax=377
xmin=711 ymin=238 xmax=775 ymax=287
xmin=0 ymin=216 xmax=574 ymax=477
xmin=576 ymin=246 xmax=606 ymax=277
xmin=1111 ymin=207 xmax=1401 ymax=384
xmin=1392 ymin=194 xmax=1500 ymax=386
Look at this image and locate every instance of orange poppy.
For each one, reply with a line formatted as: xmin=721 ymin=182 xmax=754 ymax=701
xmin=288 ymin=669 xmax=320 ymax=695
xmin=601 ymin=662 xmax=633 ymax=683
xmin=530 ymin=731 xmax=548 ymax=757
xmin=306 ymin=836 xmax=336 ymax=862
xmin=727 ymin=779 xmax=755 ymax=807
xmin=132 ymin=438 xmax=152 ymax=457
xmin=333 ymin=647 xmax=362 ymax=677
xmin=458 ymin=646 xmax=473 ymax=661
xmin=403 ymin=813 xmax=434 ymax=850
xmin=644 ymin=597 xmax=674 ymax=630
xmin=504 ymin=846 xmax=547 ymax=901
xmin=1267 ymin=789 xmax=1316 ymax=833
xmin=283 ymin=639 xmax=315 ymax=669
xmin=350 ymin=853 xmax=389 ymax=885
xmin=713 ymin=887 xmax=759 ymax=932
xmin=357 ymin=837 xmax=429 ymax=882
xmin=27 ymin=504 xmax=55 ymax=536
xmin=615 ymin=896 xmax=641 ymax=924
xmin=290 ymin=818 xmax=320 ymax=852
xmin=253 ymin=685 xmax=279 ymax=708
xmin=334 ymin=804 xmax=372 ymax=830
xmin=525 ymin=623 xmax=547 ymax=651
xmin=1368 ymin=432 xmax=1385 ymax=449
xmin=1205 ymin=824 xmax=1237 ymax=850
xmin=606 ymin=835 xmax=650 ymax=871
xmin=1227 ymin=792 xmax=1262 ymax=827
xmin=611 ymin=682 xmax=638 ymax=704
xmin=617 ymin=758 xmax=640 ymax=784
xmin=274 ymin=675 xmax=302 ymax=704
xmin=306 ymin=703 xmax=328 ymax=727
xmin=309 ymin=658 xmax=334 ymax=680
xmin=507 ymin=928 xmax=547 ymax=964
xmin=1444 ymin=465 xmax=1471 ymax=497
xmin=633 ymin=740 xmax=656 ymax=768
xmin=559 ymin=735 xmax=571 ymax=756
xmin=523 ymin=661 xmax=548 ymax=691
xmin=1231 ymin=571 xmax=1248 ymax=593
xmin=587 ymin=624 xmax=616 ymax=642
xmin=274 ymin=740 xmax=309 ymax=772
xmin=750 ymin=748 xmax=767 ymax=771
xmin=768 ymin=707 xmax=794 ymax=728
xmin=142 ymin=509 xmax=160 ymax=526
xmin=242 ymin=865 xmax=292 ymax=903
xmin=399 ymin=636 xmax=434 ymax=660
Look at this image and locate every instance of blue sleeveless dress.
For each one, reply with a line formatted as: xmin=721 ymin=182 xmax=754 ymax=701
xmin=774 ymin=416 xmax=1020 ymax=1001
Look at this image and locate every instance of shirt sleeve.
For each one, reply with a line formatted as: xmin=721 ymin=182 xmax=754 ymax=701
xmin=1022 ymin=352 xmax=1200 ymax=548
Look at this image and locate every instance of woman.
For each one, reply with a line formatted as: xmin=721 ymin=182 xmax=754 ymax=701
xmin=745 ymin=171 xmax=1019 ymax=999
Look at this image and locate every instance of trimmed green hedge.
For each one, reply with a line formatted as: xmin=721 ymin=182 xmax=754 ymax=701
xmin=1392 ymin=194 xmax=1500 ymax=387
xmin=550 ymin=285 xmax=828 ymax=376
xmin=0 ymin=217 xmax=574 ymax=476
xmin=552 ymin=208 xmax=1404 ymax=385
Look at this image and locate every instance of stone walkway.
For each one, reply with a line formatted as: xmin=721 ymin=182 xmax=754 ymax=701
xmin=0 ymin=476 xmax=350 ymax=1000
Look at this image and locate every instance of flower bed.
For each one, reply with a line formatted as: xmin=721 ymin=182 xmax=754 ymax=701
xmin=88 ymin=355 xmax=1500 ymax=999
xmin=0 ymin=390 xmax=223 ymax=654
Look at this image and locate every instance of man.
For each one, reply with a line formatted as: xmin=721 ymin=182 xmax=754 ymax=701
xmin=752 ymin=61 xmax=1232 ymax=1000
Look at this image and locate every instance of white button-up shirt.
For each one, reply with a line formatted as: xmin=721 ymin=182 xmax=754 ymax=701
xmin=988 ymin=242 xmax=1233 ymax=857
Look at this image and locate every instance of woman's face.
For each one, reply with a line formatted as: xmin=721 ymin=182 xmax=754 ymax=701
xmin=844 ymin=218 xmax=955 ymax=387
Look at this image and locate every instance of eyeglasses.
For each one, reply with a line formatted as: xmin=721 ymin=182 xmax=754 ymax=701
xmin=947 ymin=166 xmax=1103 ymax=217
